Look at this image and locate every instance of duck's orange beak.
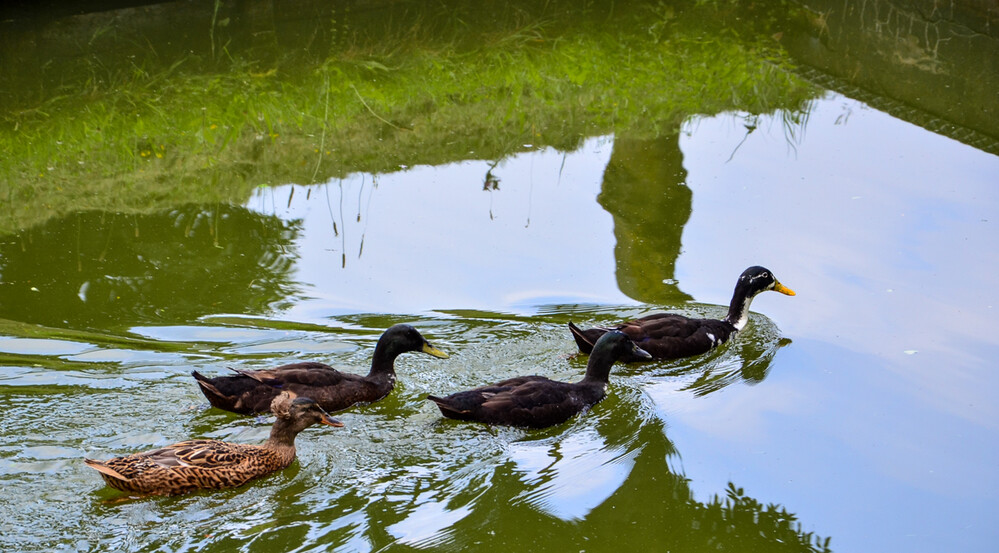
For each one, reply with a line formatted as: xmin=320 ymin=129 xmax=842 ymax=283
xmin=774 ymin=281 xmax=796 ymax=296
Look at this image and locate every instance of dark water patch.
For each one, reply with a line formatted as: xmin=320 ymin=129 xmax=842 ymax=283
xmin=0 ymin=206 xmax=302 ymax=331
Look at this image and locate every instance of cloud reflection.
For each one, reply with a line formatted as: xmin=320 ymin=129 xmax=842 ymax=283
xmin=508 ymin=429 xmax=636 ymax=521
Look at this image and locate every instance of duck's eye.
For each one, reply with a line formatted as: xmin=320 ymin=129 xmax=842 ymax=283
xmin=761 ymin=272 xmax=770 ymax=279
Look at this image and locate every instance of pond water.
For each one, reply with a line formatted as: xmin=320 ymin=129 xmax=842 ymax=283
xmin=1 ymin=2 xmax=997 ymax=552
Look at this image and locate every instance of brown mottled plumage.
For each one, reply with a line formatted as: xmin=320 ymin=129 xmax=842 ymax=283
xmin=84 ymin=393 xmax=342 ymax=496
xmin=568 ymin=266 xmax=795 ymax=360
xmin=427 ymin=331 xmax=650 ymax=429
xmin=192 ymin=324 xmax=449 ymax=415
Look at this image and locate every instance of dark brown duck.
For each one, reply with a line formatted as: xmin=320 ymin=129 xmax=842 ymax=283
xmin=427 ymin=331 xmax=650 ymax=429
xmin=568 ymin=266 xmax=795 ymax=361
xmin=192 ymin=324 xmax=449 ymax=415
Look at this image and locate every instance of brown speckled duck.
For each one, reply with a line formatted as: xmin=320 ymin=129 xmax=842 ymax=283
xmin=192 ymin=324 xmax=449 ymax=415
xmin=83 ymin=392 xmax=342 ymax=496
xmin=568 ymin=266 xmax=795 ymax=361
xmin=427 ymin=331 xmax=650 ymax=429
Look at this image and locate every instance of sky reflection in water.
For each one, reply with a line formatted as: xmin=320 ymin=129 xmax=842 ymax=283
xmin=671 ymin=94 xmax=999 ymax=552
xmin=246 ymin=136 xmax=628 ymax=317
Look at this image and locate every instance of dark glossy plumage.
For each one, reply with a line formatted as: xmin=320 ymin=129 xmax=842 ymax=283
xmin=427 ymin=331 xmax=650 ymax=428
xmin=192 ymin=324 xmax=449 ymax=415
xmin=568 ymin=266 xmax=795 ymax=360
xmin=84 ymin=393 xmax=342 ymax=496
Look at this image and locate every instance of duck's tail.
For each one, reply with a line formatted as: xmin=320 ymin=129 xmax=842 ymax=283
xmin=191 ymin=370 xmax=247 ymax=413
xmin=192 ymin=370 xmax=224 ymax=398
xmin=427 ymin=394 xmax=469 ymax=415
xmin=567 ymin=321 xmax=602 ymax=354
xmin=83 ymin=458 xmax=128 ymax=482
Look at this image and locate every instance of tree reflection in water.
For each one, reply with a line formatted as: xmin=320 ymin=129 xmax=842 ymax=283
xmin=322 ymin=381 xmax=830 ymax=552
xmin=0 ymin=205 xmax=302 ymax=330
xmin=599 ymin=134 xmax=693 ymax=305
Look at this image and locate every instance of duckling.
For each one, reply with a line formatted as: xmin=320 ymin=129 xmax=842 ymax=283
xmin=192 ymin=324 xmax=448 ymax=415
xmin=568 ymin=266 xmax=794 ymax=360
xmin=427 ymin=331 xmax=649 ymax=428
xmin=84 ymin=392 xmax=341 ymax=496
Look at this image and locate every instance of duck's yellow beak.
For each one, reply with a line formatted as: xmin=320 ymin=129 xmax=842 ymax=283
xmin=423 ymin=343 xmax=449 ymax=359
xmin=774 ymin=281 xmax=796 ymax=296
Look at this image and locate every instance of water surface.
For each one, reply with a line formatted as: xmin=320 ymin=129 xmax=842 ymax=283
xmin=1 ymin=1 xmax=997 ymax=552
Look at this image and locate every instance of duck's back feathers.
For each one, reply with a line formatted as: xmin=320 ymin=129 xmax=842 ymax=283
xmin=193 ymin=370 xmax=275 ymax=414
xmin=194 ymin=363 xmax=381 ymax=415
xmin=428 ymin=376 xmax=594 ymax=428
xmin=617 ymin=313 xmax=735 ymax=359
xmin=568 ymin=317 xmax=717 ymax=360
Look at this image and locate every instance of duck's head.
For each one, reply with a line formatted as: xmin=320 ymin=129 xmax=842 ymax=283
xmin=586 ymin=331 xmax=652 ymax=380
xmin=378 ymin=324 xmax=449 ymax=359
xmin=270 ymin=391 xmax=343 ymax=431
xmin=736 ymin=266 xmax=796 ymax=298
xmin=595 ymin=330 xmax=652 ymax=361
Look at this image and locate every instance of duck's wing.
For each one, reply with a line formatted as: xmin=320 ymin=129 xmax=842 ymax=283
xmin=87 ymin=440 xmax=250 ymax=483
xmin=428 ymin=377 xmax=547 ymax=414
xmin=569 ymin=313 xmax=697 ymax=363
xmin=193 ymin=370 xmax=281 ymax=414
xmin=140 ymin=440 xmax=254 ymax=469
xmin=431 ymin=378 xmax=589 ymax=428
xmin=479 ymin=379 xmax=572 ymax=409
xmin=479 ymin=379 xmax=588 ymax=428
xmin=235 ymin=362 xmax=360 ymax=388
xmin=88 ymin=440 xmax=279 ymax=495
xmin=572 ymin=313 xmax=731 ymax=361
xmin=623 ymin=315 xmax=735 ymax=359
xmin=618 ymin=313 xmax=697 ymax=339
xmin=195 ymin=362 xmax=365 ymax=414
xmin=260 ymin=363 xmax=390 ymax=412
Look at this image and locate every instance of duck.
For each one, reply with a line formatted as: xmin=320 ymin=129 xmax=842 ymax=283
xmin=568 ymin=266 xmax=795 ymax=361
xmin=427 ymin=331 xmax=650 ymax=429
xmin=192 ymin=324 xmax=448 ymax=415
xmin=84 ymin=392 xmax=342 ymax=496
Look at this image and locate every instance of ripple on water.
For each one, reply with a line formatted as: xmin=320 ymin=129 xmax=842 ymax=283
xmin=0 ymin=308 xmax=790 ymax=552
xmin=0 ymin=337 xmax=93 ymax=356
